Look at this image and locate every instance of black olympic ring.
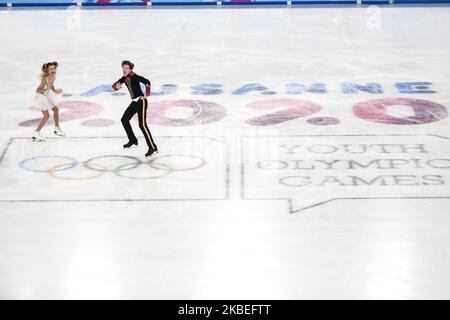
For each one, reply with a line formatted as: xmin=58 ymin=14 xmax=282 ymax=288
xmin=82 ymin=155 xmax=142 ymax=172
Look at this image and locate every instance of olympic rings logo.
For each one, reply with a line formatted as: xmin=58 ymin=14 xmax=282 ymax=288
xmin=18 ymin=154 xmax=206 ymax=180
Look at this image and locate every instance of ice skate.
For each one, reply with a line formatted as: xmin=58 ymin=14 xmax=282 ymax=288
xmin=123 ymin=139 xmax=138 ymax=149
xmin=53 ymin=126 xmax=65 ymax=137
xmin=145 ymin=147 xmax=158 ymax=158
xmin=32 ymin=130 xmax=46 ymax=142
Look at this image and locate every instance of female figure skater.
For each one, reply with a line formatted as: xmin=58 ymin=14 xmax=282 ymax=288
xmin=112 ymin=60 xmax=158 ymax=158
xmin=32 ymin=62 xmax=65 ymax=142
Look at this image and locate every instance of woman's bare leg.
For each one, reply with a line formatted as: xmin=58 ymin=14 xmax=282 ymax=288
xmin=52 ymin=106 xmax=59 ymax=127
xmin=36 ymin=110 xmax=50 ymax=131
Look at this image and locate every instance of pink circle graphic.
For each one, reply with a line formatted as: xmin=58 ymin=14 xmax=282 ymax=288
xmin=246 ymin=99 xmax=322 ymax=126
xmin=353 ymin=98 xmax=447 ymax=125
xmin=146 ymin=100 xmax=226 ymax=127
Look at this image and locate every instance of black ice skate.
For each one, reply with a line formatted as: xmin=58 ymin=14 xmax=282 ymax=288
xmin=123 ymin=140 xmax=138 ymax=149
xmin=145 ymin=148 xmax=158 ymax=158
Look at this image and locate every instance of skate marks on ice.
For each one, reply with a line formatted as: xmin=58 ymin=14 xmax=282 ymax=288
xmin=241 ymin=134 xmax=450 ymax=213
xmin=0 ymin=136 xmax=229 ymax=202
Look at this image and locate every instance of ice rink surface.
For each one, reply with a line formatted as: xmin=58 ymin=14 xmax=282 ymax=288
xmin=0 ymin=4 xmax=450 ymax=299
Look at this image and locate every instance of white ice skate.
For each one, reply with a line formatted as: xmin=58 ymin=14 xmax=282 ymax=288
xmin=32 ymin=130 xmax=46 ymax=142
xmin=54 ymin=126 xmax=65 ymax=137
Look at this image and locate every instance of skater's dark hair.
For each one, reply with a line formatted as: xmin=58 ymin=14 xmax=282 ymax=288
xmin=40 ymin=61 xmax=58 ymax=79
xmin=121 ymin=60 xmax=134 ymax=70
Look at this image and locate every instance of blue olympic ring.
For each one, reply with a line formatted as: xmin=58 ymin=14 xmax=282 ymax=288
xmin=19 ymin=155 xmax=79 ymax=173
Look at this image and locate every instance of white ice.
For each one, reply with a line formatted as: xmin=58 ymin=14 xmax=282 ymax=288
xmin=0 ymin=5 xmax=450 ymax=299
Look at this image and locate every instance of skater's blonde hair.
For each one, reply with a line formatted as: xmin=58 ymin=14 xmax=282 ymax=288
xmin=40 ymin=62 xmax=59 ymax=79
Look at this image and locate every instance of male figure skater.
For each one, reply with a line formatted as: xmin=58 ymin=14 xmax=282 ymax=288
xmin=112 ymin=60 xmax=158 ymax=158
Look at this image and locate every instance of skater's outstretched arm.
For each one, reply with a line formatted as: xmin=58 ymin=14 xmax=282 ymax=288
xmin=112 ymin=76 xmax=126 ymax=90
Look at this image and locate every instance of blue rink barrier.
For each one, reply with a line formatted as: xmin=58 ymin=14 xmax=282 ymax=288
xmin=222 ymin=1 xmax=287 ymax=5
xmin=152 ymin=1 xmax=216 ymax=5
xmin=394 ymin=0 xmax=450 ymax=3
xmin=291 ymin=1 xmax=356 ymax=4
xmin=361 ymin=0 xmax=390 ymax=4
xmin=82 ymin=2 xmax=147 ymax=5
xmin=10 ymin=2 xmax=76 ymax=6
xmin=1 ymin=0 xmax=450 ymax=7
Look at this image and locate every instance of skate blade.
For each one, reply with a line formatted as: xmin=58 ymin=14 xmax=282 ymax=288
xmin=54 ymin=132 xmax=65 ymax=137
xmin=123 ymin=145 xmax=138 ymax=150
xmin=32 ymin=137 xmax=46 ymax=142
xmin=145 ymin=151 xmax=159 ymax=158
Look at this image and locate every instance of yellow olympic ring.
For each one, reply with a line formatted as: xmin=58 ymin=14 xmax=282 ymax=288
xmin=48 ymin=162 xmax=108 ymax=180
